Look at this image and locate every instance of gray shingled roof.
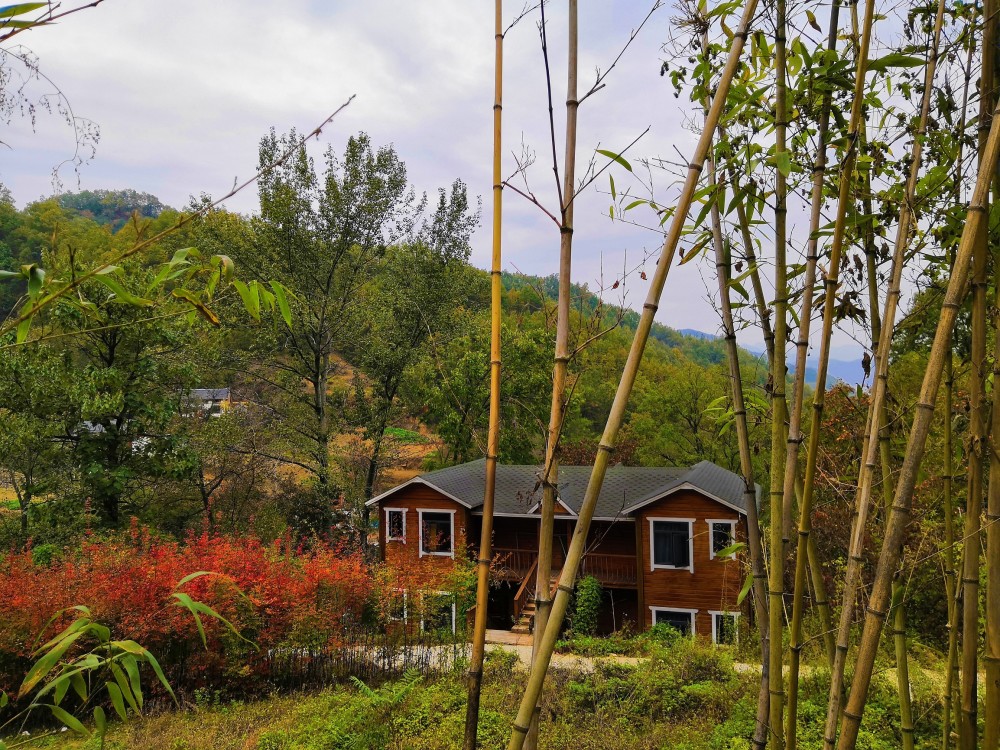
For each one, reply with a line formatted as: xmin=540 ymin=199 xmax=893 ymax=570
xmin=372 ymin=459 xmax=751 ymax=518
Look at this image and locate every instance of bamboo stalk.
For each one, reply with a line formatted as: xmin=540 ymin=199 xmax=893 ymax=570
xmin=767 ymin=0 xmax=790 ymax=740
xmin=783 ymin=3 xmax=842 ymax=744
xmin=943 ymin=336 xmax=958 ymax=750
xmin=723 ymin=158 xmax=838 ymax=673
xmin=505 ymin=2 xmax=760 ymax=744
xmin=986 ymin=170 xmax=1000 ymax=750
xmin=527 ymin=4 xmax=578 ymax=747
xmin=944 ymin=29 xmax=977 ymax=750
xmin=961 ymin=3 xmax=995 ymax=744
xmin=835 ymin=86 xmax=1000 ymax=750
xmin=704 ymin=48 xmax=770 ymax=750
xmin=463 ymin=2 xmax=504 ymax=746
xmin=821 ymin=0 xmax=944 ymax=729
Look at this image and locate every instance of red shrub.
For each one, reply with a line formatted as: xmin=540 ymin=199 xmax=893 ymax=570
xmin=0 ymin=525 xmax=373 ymax=691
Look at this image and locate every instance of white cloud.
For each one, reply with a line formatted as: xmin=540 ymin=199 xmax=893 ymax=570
xmin=0 ymin=0 xmax=863 ymax=354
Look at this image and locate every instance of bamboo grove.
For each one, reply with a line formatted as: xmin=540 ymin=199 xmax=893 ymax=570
xmin=459 ymin=0 xmax=1000 ymax=748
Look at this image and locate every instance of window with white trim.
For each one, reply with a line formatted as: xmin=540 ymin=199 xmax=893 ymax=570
xmin=649 ymin=518 xmax=694 ymax=571
xmin=419 ymin=510 xmax=455 ymax=557
xmin=420 ymin=592 xmax=457 ymax=633
xmin=385 ymin=508 xmax=406 ymax=542
xmin=650 ymin=607 xmax=696 ymax=636
xmin=387 ymin=590 xmax=407 ymax=622
xmin=711 ymin=611 xmax=739 ymax=645
xmin=708 ymin=519 xmax=737 ymax=559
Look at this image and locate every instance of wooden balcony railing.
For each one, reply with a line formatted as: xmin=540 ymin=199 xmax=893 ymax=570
xmin=493 ymin=548 xmax=538 ymax=581
xmin=579 ymin=553 xmax=637 ymax=587
xmin=494 ymin=548 xmax=638 ymax=589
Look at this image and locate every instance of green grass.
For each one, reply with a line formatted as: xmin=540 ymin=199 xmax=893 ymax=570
xmin=383 ymin=427 xmax=427 ymax=444
xmin=9 ymin=639 xmax=946 ymax=750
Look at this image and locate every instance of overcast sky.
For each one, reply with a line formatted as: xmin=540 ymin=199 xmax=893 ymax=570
xmin=1 ymin=0 xmax=867 ymax=362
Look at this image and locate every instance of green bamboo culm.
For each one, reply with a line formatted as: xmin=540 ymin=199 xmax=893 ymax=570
xmin=504 ymin=1 xmax=761 ymax=745
xmin=782 ymin=2 xmax=842 ymax=744
xmin=702 ymin=33 xmax=770 ymax=748
xmin=961 ymin=3 xmax=995 ymax=745
xmin=767 ymin=0 xmax=790 ymax=740
xmin=463 ymin=1 xmax=504 ymax=747
xmin=833 ymin=82 xmax=1000 ymax=750
xmin=815 ymin=0 xmax=880 ymax=743
xmin=526 ymin=3 xmax=579 ymax=747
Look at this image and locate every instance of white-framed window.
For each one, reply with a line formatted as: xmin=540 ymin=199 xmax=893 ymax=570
xmin=418 ymin=509 xmax=456 ymax=557
xmin=710 ymin=611 xmax=739 ymax=645
xmin=385 ymin=508 xmax=406 ymax=542
xmin=650 ymin=606 xmax=697 ymax=636
xmin=387 ymin=590 xmax=408 ymax=621
xmin=707 ymin=519 xmax=737 ymax=560
xmin=649 ymin=517 xmax=695 ymax=572
xmin=420 ymin=591 xmax=457 ymax=633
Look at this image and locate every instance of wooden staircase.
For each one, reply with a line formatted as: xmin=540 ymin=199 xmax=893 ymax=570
xmin=511 ymin=571 xmax=560 ymax=635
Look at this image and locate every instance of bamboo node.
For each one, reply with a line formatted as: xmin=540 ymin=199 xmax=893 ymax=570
xmin=843 ymin=709 xmax=864 ymax=721
xmin=643 ymin=303 xmax=659 ymax=312
xmin=598 ymin=442 xmax=615 ymax=452
xmin=512 ymin=723 xmax=529 ymax=735
xmin=865 ymin=606 xmax=888 ymax=620
xmin=557 ymin=583 xmax=574 ymax=594
xmin=688 ymin=162 xmax=705 ymax=173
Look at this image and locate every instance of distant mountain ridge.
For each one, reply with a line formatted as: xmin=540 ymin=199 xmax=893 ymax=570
xmin=677 ymin=327 xmax=867 ymax=387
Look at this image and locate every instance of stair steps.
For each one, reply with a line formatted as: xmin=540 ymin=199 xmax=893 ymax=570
xmin=510 ymin=572 xmax=561 ymax=634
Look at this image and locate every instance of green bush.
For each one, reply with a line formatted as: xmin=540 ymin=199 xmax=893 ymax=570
xmin=570 ymin=575 xmax=603 ymax=636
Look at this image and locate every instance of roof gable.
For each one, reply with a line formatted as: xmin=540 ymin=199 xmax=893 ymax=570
xmin=367 ymin=458 xmax=751 ymax=517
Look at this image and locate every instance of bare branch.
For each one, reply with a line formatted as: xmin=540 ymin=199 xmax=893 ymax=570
xmin=578 ymin=1 xmax=663 ymax=105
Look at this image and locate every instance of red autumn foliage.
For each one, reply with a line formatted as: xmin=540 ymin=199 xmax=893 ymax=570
xmin=0 ymin=523 xmax=373 ymax=691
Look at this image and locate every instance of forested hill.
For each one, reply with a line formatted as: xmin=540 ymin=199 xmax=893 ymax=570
xmin=499 ymin=271 xmax=740 ymax=369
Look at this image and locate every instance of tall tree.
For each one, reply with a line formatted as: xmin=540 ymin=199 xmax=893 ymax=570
xmin=247 ymin=131 xmax=414 ymax=521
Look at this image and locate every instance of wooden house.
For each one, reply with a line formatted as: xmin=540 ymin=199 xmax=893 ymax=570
xmin=367 ymin=459 xmax=753 ymax=643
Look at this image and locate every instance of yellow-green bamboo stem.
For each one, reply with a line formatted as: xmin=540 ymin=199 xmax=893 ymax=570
xmin=505 ymin=2 xmax=760 ymax=744
xmin=835 ymin=87 xmax=1000 ymax=750
xmin=943 ymin=334 xmax=958 ymax=750
xmin=528 ymin=3 xmax=578 ymax=748
xmin=768 ymin=0 xmax=790 ymax=741
xmin=961 ymin=4 xmax=995 ymax=744
xmin=463 ymin=3 xmax=504 ymax=747
xmin=783 ymin=3 xmax=841 ymax=744
xmin=705 ymin=71 xmax=770 ymax=750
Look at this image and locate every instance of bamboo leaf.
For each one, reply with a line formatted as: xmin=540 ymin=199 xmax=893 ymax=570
xmin=46 ymin=704 xmax=90 ymax=737
xmin=94 ymin=706 xmax=107 ymax=736
xmin=775 ymin=150 xmax=792 ymax=177
xmin=867 ymin=53 xmax=924 ymax=73
xmin=106 ymin=682 xmax=127 ymax=720
xmin=737 ymin=571 xmax=754 ymax=605
xmin=172 ymin=289 xmax=221 ymax=326
xmin=19 ymin=631 xmax=84 ymax=697
xmin=93 ymin=274 xmax=154 ymax=307
xmin=232 ymin=279 xmax=260 ymax=320
xmin=122 ymin=654 xmax=142 ymax=710
xmin=0 ymin=3 xmax=47 ymax=19
xmin=596 ymin=149 xmax=633 ymax=172
xmin=111 ymin=662 xmax=139 ymax=714
xmin=140 ymin=649 xmax=176 ymax=704
xmin=211 ymin=254 xmax=235 ymax=282
xmin=716 ymin=542 xmax=747 ymax=558
xmin=270 ymin=281 xmax=292 ymax=327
